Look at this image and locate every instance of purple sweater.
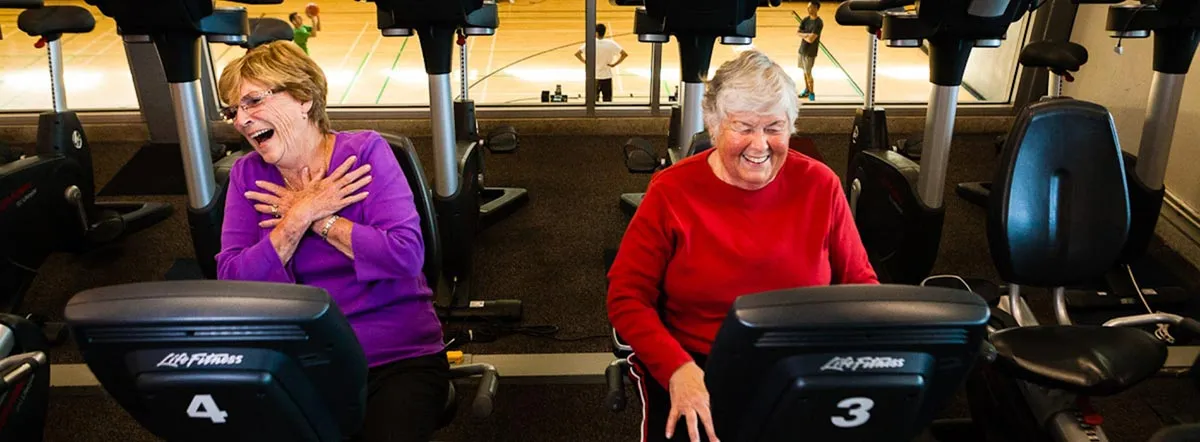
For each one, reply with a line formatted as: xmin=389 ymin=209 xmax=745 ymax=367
xmin=216 ymin=130 xmax=444 ymax=368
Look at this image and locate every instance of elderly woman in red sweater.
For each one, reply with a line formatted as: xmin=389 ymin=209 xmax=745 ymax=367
xmin=606 ymin=49 xmax=879 ymax=442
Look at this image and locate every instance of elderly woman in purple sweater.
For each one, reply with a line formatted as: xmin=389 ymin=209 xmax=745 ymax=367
xmin=214 ymin=40 xmax=446 ymax=442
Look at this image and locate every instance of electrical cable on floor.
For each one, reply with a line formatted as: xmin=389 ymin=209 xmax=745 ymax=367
xmin=7 ymin=256 xmax=38 ymax=274
xmin=1128 ymin=264 xmax=1176 ymax=344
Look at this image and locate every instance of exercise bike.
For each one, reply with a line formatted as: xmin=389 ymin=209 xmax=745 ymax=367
xmin=62 ymin=280 xmax=501 ymax=442
xmin=614 ymin=2 xmax=761 ymax=217
xmin=1058 ymin=0 xmax=1200 ymax=331
xmin=837 ymin=2 xmax=889 ymax=199
xmin=928 ymin=33 xmax=1200 ymax=442
xmin=0 ymin=3 xmax=173 ymax=315
xmin=450 ymin=25 xmax=527 ymax=228
xmin=612 ymin=1 xmax=830 ymax=219
xmin=54 ymin=134 xmax=506 ymax=442
xmin=85 ymin=0 xmax=294 ymax=283
xmin=953 ymin=1 xmax=1200 ymax=336
xmin=836 ymin=1 xmax=922 ymax=180
xmin=953 ymin=40 xmax=1087 ymax=209
xmin=372 ymin=0 xmax=528 ymax=322
xmin=840 ymin=0 xmax=1037 ymax=285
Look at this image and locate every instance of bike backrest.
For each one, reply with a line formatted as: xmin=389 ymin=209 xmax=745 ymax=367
xmin=381 ymin=133 xmax=441 ymax=287
xmin=988 ymin=98 xmax=1129 ymax=287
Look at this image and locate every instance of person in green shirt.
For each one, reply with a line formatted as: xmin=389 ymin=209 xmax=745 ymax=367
xmin=289 ymin=12 xmax=321 ymax=55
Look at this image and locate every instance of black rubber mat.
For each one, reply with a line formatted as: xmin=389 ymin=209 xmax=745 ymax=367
xmin=96 ymin=143 xmax=190 ymax=196
xmin=96 ymin=140 xmax=247 ymax=197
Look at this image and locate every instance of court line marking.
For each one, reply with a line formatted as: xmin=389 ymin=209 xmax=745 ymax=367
xmin=332 ymin=21 xmax=370 ymax=103
xmin=375 ymin=36 xmax=409 ymax=105
xmin=818 ymin=44 xmax=862 ymax=98
xmin=76 ymin=32 xmax=124 ymax=65
xmin=480 ymin=30 xmax=499 ymax=104
xmin=468 ymin=32 xmax=634 ymax=89
xmin=337 ymin=21 xmax=370 ymax=72
xmin=340 ymin=33 xmax=382 ymax=105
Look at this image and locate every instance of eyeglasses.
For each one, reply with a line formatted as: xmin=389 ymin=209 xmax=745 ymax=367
xmin=219 ymin=87 xmax=283 ymax=122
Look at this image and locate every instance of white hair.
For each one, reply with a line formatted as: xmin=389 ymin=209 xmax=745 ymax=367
xmin=701 ymin=50 xmax=800 ymax=136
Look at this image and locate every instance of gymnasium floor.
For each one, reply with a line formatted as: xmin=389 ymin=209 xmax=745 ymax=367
xmin=0 ymin=0 xmax=1026 ymax=112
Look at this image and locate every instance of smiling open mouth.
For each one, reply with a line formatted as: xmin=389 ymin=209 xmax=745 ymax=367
xmin=742 ymin=153 xmax=770 ymax=164
xmin=250 ymin=129 xmax=276 ymax=144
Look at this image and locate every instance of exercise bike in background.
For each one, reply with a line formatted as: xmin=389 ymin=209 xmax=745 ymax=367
xmin=0 ymin=3 xmax=172 ymax=328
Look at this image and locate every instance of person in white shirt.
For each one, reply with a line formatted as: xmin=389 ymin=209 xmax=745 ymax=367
xmin=576 ymin=23 xmax=628 ymax=102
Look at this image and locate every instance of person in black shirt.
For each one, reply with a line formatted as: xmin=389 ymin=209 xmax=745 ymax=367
xmin=796 ymin=1 xmax=823 ymax=101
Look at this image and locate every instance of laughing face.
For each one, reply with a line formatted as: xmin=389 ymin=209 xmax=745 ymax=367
xmin=224 ymin=80 xmax=314 ymax=168
xmin=708 ymin=111 xmax=791 ymax=190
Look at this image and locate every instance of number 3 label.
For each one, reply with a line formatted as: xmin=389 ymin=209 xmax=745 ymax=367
xmin=831 ymin=397 xmax=874 ymax=428
xmin=187 ymin=394 xmax=229 ymax=423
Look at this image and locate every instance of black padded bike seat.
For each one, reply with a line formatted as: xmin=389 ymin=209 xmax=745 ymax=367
xmin=18 ymin=6 xmax=94 ymax=37
xmin=990 ymin=325 xmax=1165 ymax=396
xmin=1019 ymin=40 xmax=1088 ymax=73
xmin=247 ymin=18 xmax=293 ymax=49
xmin=835 ymin=1 xmax=883 ymax=31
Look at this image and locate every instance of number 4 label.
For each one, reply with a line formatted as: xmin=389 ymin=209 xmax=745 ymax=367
xmin=187 ymin=394 xmax=229 ymax=423
xmin=831 ymin=397 xmax=874 ymax=428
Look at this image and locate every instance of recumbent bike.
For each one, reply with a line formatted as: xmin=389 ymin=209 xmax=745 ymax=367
xmin=60 ymin=133 xmax=504 ymax=442
xmin=923 ymin=3 xmax=1200 ymax=440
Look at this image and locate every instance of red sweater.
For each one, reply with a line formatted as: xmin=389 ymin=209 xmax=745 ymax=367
xmin=607 ymin=149 xmax=879 ymax=386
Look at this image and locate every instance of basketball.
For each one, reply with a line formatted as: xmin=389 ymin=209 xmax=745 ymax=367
xmin=305 ymin=3 xmax=319 ymax=17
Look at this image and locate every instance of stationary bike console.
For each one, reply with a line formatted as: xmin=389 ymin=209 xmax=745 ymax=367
xmin=706 ymin=285 xmax=991 ymax=442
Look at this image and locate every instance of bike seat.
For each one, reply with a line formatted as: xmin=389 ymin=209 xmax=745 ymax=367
xmin=18 ymin=6 xmax=95 ymax=38
xmin=990 ymin=325 xmax=1165 ymax=396
xmin=835 ymin=1 xmax=883 ymax=31
xmin=1019 ymin=40 xmax=1088 ymax=73
xmin=246 ymin=18 xmax=293 ymax=49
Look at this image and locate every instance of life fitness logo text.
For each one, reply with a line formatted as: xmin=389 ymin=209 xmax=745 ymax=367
xmin=820 ymin=356 xmax=905 ymax=372
xmin=156 ymin=352 xmax=245 ymax=368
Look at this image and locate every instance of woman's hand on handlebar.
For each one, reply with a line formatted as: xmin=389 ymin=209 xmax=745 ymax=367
xmin=667 ymin=362 xmax=719 ymax=442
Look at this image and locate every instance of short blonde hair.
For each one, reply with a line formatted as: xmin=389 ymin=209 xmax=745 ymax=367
xmin=217 ymin=40 xmax=332 ymax=133
xmin=702 ymin=50 xmax=799 ymax=135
